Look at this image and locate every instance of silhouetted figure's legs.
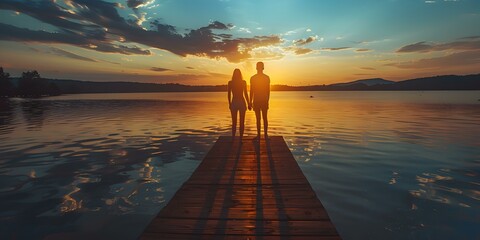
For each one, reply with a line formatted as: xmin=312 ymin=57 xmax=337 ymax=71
xmin=261 ymin=109 xmax=268 ymax=138
xmin=231 ymin=109 xmax=237 ymax=138
xmin=254 ymin=109 xmax=261 ymax=139
xmin=254 ymin=108 xmax=268 ymax=139
xmin=239 ymin=110 xmax=246 ymax=138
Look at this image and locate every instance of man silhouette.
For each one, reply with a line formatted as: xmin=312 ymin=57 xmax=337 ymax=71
xmin=249 ymin=62 xmax=270 ymax=139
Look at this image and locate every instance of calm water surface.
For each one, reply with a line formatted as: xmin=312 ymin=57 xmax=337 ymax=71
xmin=0 ymin=91 xmax=479 ymax=240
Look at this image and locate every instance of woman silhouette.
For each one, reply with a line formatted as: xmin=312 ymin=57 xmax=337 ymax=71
xmin=228 ymin=69 xmax=250 ymax=140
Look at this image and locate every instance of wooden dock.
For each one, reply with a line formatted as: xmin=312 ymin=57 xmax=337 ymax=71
xmin=140 ymin=136 xmax=341 ymax=239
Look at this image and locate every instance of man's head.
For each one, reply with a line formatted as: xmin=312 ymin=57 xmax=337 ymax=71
xmin=256 ymin=62 xmax=264 ymax=71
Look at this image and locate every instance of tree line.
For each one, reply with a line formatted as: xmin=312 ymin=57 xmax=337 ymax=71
xmin=0 ymin=67 xmax=61 ymax=98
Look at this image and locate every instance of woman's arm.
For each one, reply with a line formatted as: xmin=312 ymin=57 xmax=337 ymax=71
xmin=243 ymin=81 xmax=250 ymax=108
xmin=227 ymin=81 xmax=232 ymax=109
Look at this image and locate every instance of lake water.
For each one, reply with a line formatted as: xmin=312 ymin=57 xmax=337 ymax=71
xmin=0 ymin=91 xmax=479 ymax=240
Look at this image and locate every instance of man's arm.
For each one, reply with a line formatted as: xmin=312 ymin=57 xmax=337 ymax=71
xmin=267 ymin=76 xmax=270 ymax=102
xmin=249 ymin=78 xmax=254 ymax=106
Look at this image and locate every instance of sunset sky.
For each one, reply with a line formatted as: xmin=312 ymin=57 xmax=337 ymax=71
xmin=0 ymin=0 xmax=479 ymax=85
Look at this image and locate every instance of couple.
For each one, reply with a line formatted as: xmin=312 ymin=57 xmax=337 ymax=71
xmin=228 ymin=62 xmax=270 ymax=140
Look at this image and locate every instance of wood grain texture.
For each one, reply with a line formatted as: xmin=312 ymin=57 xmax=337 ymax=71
xmin=140 ymin=136 xmax=341 ymax=239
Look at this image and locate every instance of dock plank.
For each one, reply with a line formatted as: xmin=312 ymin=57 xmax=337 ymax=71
xmin=140 ymin=136 xmax=341 ymax=239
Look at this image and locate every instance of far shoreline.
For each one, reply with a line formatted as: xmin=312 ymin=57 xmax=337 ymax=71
xmin=36 ymin=73 xmax=480 ymax=93
xmin=2 ymin=73 xmax=479 ymax=98
xmin=44 ymin=89 xmax=480 ymax=94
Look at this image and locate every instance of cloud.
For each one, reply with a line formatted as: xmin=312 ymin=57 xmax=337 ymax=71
xmin=284 ymin=46 xmax=313 ymax=55
xmin=206 ymin=72 xmax=230 ymax=79
xmin=0 ymin=0 xmax=282 ymax=63
xmin=29 ymin=46 xmax=122 ymax=64
xmin=129 ymin=12 xmax=147 ymax=26
xmin=150 ymin=67 xmax=172 ymax=72
xmin=28 ymin=46 xmax=122 ymax=64
xmin=386 ymin=50 xmax=480 ymax=69
xmin=0 ymin=0 xmax=86 ymax=31
xmin=425 ymin=0 xmax=460 ymax=3
xmin=396 ymin=42 xmax=434 ymax=53
xmin=186 ymin=66 xmax=195 ymax=69
xmin=49 ymin=47 xmax=97 ymax=62
xmin=53 ymin=72 xmax=229 ymax=84
xmin=353 ymin=39 xmax=391 ymax=45
xmin=354 ymin=73 xmax=373 ymax=76
xmin=92 ymin=43 xmax=151 ymax=55
xmin=356 ymin=48 xmax=372 ymax=52
xmin=238 ymin=27 xmax=251 ymax=33
xmin=251 ymin=47 xmax=285 ymax=59
xmin=126 ymin=0 xmax=154 ymax=26
xmin=0 ymin=22 xmax=151 ymax=55
xmin=127 ymin=0 xmax=155 ymax=9
xmin=293 ymin=48 xmax=313 ymax=55
xmin=359 ymin=67 xmax=376 ymax=71
xmin=284 ymin=31 xmax=296 ymax=36
xmin=28 ymin=47 xmax=40 ymax=53
xmin=293 ymin=36 xmax=318 ymax=46
xmin=459 ymin=36 xmax=480 ymax=40
xmin=322 ymin=47 xmax=351 ymax=51
xmin=396 ymin=39 xmax=480 ymax=53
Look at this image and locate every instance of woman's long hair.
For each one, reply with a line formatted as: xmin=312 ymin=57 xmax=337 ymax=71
xmin=231 ymin=68 xmax=243 ymax=82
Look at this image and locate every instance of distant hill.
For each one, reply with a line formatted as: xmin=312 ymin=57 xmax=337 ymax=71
xmin=10 ymin=73 xmax=480 ymax=93
xmin=381 ymin=75 xmax=480 ymax=90
xmin=273 ymin=74 xmax=480 ymax=91
xmin=330 ymin=78 xmax=395 ymax=87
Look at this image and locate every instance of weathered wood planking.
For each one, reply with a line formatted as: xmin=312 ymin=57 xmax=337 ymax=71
xmin=140 ymin=136 xmax=341 ymax=240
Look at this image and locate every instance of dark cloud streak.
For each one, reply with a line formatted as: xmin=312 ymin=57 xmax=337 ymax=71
xmin=293 ymin=36 xmax=316 ymax=46
xmin=50 ymin=47 xmax=97 ymax=62
xmin=396 ymin=40 xmax=480 ymax=53
xmin=386 ymin=50 xmax=480 ymax=69
xmin=322 ymin=47 xmax=351 ymax=51
xmin=356 ymin=48 xmax=371 ymax=52
xmin=0 ymin=23 xmax=151 ymax=55
xmin=459 ymin=36 xmax=480 ymax=40
xmin=360 ymin=67 xmax=375 ymax=70
xmin=0 ymin=0 xmax=86 ymax=31
xmin=150 ymin=67 xmax=171 ymax=72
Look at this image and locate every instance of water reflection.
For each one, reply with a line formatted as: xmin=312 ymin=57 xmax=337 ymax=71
xmin=0 ymin=99 xmax=229 ymax=239
xmin=21 ymin=100 xmax=47 ymax=130
xmin=411 ymin=169 xmax=479 ymax=208
xmin=0 ymin=91 xmax=479 ymax=240
xmin=0 ymin=99 xmax=15 ymax=135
